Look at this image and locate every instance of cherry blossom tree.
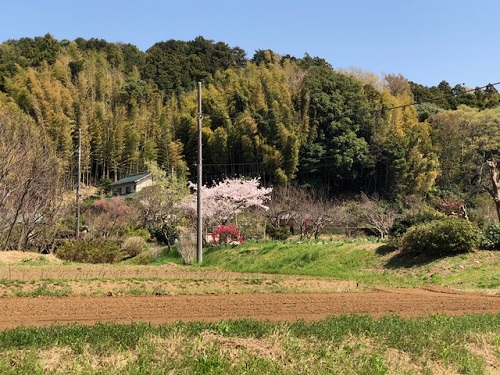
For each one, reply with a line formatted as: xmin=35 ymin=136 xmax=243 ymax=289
xmin=183 ymin=178 xmax=272 ymax=230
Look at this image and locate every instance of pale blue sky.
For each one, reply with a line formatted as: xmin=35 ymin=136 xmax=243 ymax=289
xmin=1 ymin=1 xmax=499 ymax=88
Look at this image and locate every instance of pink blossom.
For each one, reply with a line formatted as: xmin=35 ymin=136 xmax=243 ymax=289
xmin=183 ymin=178 xmax=272 ymax=229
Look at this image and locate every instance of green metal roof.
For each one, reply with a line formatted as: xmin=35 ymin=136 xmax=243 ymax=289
xmin=110 ymin=172 xmax=151 ymax=186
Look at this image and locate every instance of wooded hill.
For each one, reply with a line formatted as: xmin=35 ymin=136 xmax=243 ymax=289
xmin=2 ymin=33 xmax=500 ymax=200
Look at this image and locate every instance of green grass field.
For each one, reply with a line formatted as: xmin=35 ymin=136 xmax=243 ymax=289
xmin=200 ymin=239 xmax=500 ymax=291
xmin=0 ymin=239 xmax=499 ymax=373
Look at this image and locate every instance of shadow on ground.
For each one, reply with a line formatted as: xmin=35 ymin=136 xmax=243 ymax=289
xmin=379 ymin=246 xmax=442 ymax=269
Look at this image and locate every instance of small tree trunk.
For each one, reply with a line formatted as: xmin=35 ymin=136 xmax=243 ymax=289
xmin=486 ymin=160 xmax=500 ymax=222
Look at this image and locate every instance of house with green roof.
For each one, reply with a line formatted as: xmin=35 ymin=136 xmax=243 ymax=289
xmin=110 ymin=172 xmax=152 ymax=196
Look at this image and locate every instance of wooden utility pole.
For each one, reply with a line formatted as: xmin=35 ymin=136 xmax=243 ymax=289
xmin=75 ymin=126 xmax=82 ymax=239
xmin=197 ymin=82 xmax=203 ymax=263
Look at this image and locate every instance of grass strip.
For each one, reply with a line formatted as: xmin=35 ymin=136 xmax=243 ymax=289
xmin=0 ymin=314 xmax=498 ymax=374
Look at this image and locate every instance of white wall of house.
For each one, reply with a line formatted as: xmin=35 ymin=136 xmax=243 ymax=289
xmin=111 ymin=175 xmax=153 ymax=196
xmin=136 ymin=177 xmax=153 ymax=192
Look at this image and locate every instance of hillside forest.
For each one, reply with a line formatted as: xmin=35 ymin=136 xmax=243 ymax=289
xmin=2 ymin=34 xmax=500 ymax=254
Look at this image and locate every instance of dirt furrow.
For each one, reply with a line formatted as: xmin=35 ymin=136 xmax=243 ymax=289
xmin=0 ymin=289 xmax=498 ymax=329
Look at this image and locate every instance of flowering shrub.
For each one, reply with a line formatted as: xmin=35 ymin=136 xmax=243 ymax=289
xmin=90 ymin=197 xmax=140 ymax=238
xmin=211 ymin=224 xmax=243 ymax=245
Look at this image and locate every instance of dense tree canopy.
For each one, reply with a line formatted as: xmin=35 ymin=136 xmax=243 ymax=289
xmin=143 ymin=36 xmax=246 ymax=97
xmin=431 ymin=105 xmax=500 ymax=194
xmin=0 ymin=33 xmax=498 ymax=207
xmin=298 ymin=65 xmax=374 ymax=190
xmin=410 ymin=80 xmax=500 ymax=111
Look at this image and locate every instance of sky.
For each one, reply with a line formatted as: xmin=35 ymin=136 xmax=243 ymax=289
xmin=1 ymin=0 xmax=499 ymax=88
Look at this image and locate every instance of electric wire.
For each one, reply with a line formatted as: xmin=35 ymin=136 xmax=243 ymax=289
xmin=200 ymin=81 xmax=500 ymax=123
xmin=190 ymin=80 xmax=500 ymax=180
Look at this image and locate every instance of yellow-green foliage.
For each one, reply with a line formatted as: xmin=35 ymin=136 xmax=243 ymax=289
xmin=56 ymin=239 xmax=121 ymax=263
xmin=121 ymin=236 xmax=147 ymax=258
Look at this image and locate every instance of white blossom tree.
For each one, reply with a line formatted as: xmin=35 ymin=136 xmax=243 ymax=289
xmin=183 ymin=178 xmax=272 ymax=230
xmin=134 ymin=161 xmax=189 ymax=249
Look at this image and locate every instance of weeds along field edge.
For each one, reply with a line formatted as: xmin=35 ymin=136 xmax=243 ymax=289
xmin=0 ymin=314 xmax=498 ymax=374
xmin=0 ymin=240 xmax=499 ymax=296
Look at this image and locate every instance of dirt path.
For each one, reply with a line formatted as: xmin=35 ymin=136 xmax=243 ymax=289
xmin=1 ymin=288 xmax=499 ymax=329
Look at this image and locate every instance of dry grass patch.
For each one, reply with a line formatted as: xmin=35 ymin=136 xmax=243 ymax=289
xmin=198 ymin=330 xmax=284 ymax=362
xmin=338 ymin=333 xmax=467 ymax=375
xmin=146 ymin=331 xmax=190 ymax=361
xmin=38 ymin=345 xmax=135 ymax=374
xmin=466 ymin=332 xmax=500 ymax=374
xmin=39 ymin=346 xmax=74 ymax=373
xmin=0 ymin=251 xmax=62 ymax=264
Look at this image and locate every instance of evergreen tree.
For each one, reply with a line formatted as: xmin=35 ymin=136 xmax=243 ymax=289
xmin=297 ymin=65 xmax=374 ymax=191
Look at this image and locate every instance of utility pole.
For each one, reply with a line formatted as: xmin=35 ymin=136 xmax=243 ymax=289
xmin=197 ymin=82 xmax=203 ymax=263
xmin=75 ymin=126 xmax=81 ymax=239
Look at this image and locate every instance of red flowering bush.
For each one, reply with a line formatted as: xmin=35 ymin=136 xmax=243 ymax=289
xmin=212 ymin=224 xmax=243 ymax=245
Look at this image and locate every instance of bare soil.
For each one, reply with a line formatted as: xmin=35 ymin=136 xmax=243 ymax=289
xmin=0 ymin=251 xmax=499 ymax=329
xmin=0 ymin=287 xmax=498 ymax=329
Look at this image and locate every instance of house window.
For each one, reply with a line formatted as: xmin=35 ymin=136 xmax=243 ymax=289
xmin=126 ymin=186 xmax=132 ymax=194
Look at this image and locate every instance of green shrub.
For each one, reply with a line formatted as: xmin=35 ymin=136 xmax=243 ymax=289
xmin=121 ymin=236 xmax=147 ymax=259
xmin=56 ymin=239 xmax=121 ymax=263
xmin=134 ymin=251 xmax=153 ymax=265
xmin=400 ymin=219 xmax=480 ymax=257
xmin=237 ymin=212 xmax=266 ymax=241
xmin=149 ymin=224 xmax=177 ymax=247
xmin=122 ymin=227 xmax=151 ymax=242
xmin=390 ymin=209 xmax=444 ymax=238
xmin=479 ymin=224 xmax=500 ymax=249
xmin=266 ymin=223 xmax=290 ymax=240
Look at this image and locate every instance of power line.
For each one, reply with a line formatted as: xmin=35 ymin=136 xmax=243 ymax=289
xmin=190 ymin=80 xmax=500 ymax=182
xmin=200 ymin=81 xmax=500 ymax=123
xmin=388 ymin=81 xmax=500 ymax=111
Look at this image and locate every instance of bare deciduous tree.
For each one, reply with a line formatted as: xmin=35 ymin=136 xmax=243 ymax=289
xmin=0 ymin=100 xmax=63 ymax=250
xmin=484 ymin=159 xmax=500 ymax=222
xmin=294 ymin=189 xmax=334 ymax=240
xmin=264 ymin=185 xmax=300 ymax=235
xmin=358 ymin=193 xmax=400 ymax=239
xmin=265 ymin=186 xmax=334 ymax=240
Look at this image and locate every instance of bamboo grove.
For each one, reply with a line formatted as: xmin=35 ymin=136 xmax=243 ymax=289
xmin=2 ymin=34 xmax=500 ymax=200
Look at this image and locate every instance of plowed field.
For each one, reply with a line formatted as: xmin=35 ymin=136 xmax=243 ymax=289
xmin=0 ymin=252 xmax=499 ymax=329
xmin=1 ymin=287 xmax=499 ymax=329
